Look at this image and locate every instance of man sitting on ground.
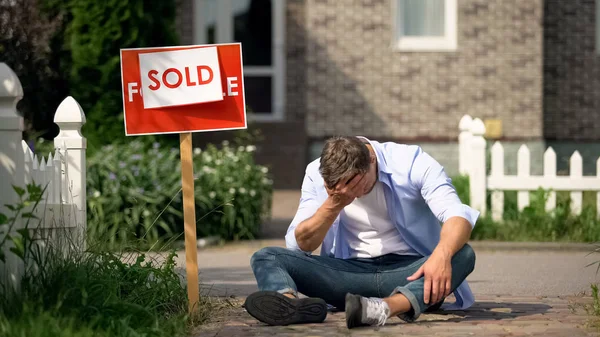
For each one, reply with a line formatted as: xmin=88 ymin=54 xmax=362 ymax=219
xmin=244 ymin=136 xmax=479 ymax=328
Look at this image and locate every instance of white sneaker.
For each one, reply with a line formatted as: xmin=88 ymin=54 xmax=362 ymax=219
xmin=345 ymin=293 xmax=390 ymax=329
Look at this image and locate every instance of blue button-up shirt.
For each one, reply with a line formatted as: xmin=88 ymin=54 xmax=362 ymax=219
xmin=285 ymin=137 xmax=480 ymax=310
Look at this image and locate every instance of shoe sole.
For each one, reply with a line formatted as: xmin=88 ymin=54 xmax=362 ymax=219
xmin=345 ymin=293 xmax=367 ymax=329
xmin=244 ymin=291 xmax=327 ymax=326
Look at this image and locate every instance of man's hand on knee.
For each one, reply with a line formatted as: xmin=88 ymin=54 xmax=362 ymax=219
xmin=406 ymin=252 xmax=452 ymax=305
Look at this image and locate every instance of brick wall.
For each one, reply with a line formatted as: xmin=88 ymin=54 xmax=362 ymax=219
xmin=303 ymin=0 xmax=544 ymax=140
xmin=286 ymin=0 xmax=308 ymax=122
xmin=175 ymin=0 xmax=553 ymax=188
xmin=544 ymin=0 xmax=600 ymax=141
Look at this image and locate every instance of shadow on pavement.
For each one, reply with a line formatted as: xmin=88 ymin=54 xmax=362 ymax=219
xmin=191 ymin=267 xmax=553 ymax=320
xmin=413 ymin=301 xmax=552 ymax=324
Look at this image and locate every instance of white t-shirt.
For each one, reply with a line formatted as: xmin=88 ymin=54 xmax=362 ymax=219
xmin=340 ymin=181 xmax=419 ymax=258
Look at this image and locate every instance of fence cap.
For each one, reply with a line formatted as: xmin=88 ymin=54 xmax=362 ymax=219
xmin=0 ymin=63 xmax=23 ymax=99
xmin=471 ymin=118 xmax=486 ymax=136
xmin=459 ymin=115 xmax=473 ymax=131
xmin=54 ymin=96 xmax=86 ymax=125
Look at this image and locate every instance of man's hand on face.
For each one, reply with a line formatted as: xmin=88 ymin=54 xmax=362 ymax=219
xmin=406 ymin=252 xmax=452 ymax=306
xmin=325 ymin=174 xmax=368 ymax=211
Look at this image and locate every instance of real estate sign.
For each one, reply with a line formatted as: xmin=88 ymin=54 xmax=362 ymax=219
xmin=120 ymin=43 xmax=246 ymax=136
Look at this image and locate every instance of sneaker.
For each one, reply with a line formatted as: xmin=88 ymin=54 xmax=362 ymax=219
xmin=244 ymin=291 xmax=327 ymax=326
xmin=345 ymin=293 xmax=390 ymax=329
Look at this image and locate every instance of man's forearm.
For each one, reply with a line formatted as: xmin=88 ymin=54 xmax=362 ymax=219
xmin=294 ymin=198 xmax=342 ymax=252
xmin=432 ymin=216 xmax=473 ymax=259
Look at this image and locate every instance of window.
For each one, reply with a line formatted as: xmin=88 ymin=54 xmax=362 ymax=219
xmin=393 ymin=0 xmax=457 ymax=51
xmin=193 ymin=0 xmax=286 ymax=121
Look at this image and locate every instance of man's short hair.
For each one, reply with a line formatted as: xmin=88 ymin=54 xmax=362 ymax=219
xmin=319 ymin=136 xmax=370 ymax=189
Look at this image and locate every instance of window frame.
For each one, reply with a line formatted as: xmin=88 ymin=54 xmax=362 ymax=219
xmin=392 ymin=0 xmax=458 ymax=52
xmin=193 ymin=0 xmax=286 ymax=122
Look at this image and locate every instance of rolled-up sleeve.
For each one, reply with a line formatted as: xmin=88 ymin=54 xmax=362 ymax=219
xmin=285 ymin=170 xmax=321 ymax=252
xmin=409 ymin=149 xmax=480 ymax=227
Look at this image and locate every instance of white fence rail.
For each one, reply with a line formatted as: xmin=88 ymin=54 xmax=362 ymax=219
xmin=0 ymin=63 xmax=87 ymax=290
xmin=458 ymin=114 xmax=600 ymax=220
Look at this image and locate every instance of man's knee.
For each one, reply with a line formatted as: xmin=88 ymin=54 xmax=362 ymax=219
xmin=455 ymin=244 xmax=476 ymax=275
xmin=250 ymin=246 xmax=287 ymax=269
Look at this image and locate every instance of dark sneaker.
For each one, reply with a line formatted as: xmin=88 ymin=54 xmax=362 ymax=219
xmin=345 ymin=293 xmax=390 ymax=329
xmin=244 ymin=291 xmax=327 ymax=326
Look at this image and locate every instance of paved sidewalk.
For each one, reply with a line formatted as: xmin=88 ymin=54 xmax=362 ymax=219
xmin=192 ymin=239 xmax=599 ymax=298
xmin=196 ymin=295 xmax=596 ymax=337
xmin=186 ymin=239 xmax=600 ymax=336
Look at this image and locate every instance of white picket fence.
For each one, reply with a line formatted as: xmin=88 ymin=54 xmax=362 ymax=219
xmin=21 ymin=137 xmax=79 ymax=231
xmin=458 ymin=115 xmax=600 ymax=220
xmin=0 ymin=63 xmax=87 ymax=290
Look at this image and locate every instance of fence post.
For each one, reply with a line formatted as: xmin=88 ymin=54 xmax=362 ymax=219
xmin=469 ymin=118 xmax=487 ymax=216
xmin=0 ymin=63 xmax=25 ymax=292
xmin=53 ymin=97 xmax=87 ymax=250
xmin=543 ymin=147 xmax=557 ymax=212
xmin=490 ymin=142 xmax=504 ymax=221
xmin=517 ymin=145 xmax=531 ymax=211
xmin=458 ymin=115 xmax=473 ymax=176
xmin=570 ymin=151 xmax=583 ymax=215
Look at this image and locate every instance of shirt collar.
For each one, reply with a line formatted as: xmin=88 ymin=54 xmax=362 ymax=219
xmin=356 ymin=136 xmax=392 ymax=176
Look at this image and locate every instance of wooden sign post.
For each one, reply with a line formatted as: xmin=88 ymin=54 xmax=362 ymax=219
xmin=120 ymin=43 xmax=247 ymax=312
xmin=180 ymin=132 xmax=199 ymax=311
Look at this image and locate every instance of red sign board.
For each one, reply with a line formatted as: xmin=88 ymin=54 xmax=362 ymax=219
xmin=120 ymin=43 xmax=246 ymax=136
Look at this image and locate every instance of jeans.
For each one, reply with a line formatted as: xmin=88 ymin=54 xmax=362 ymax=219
xmin=250 ymin=244 xmax=476 ymax=321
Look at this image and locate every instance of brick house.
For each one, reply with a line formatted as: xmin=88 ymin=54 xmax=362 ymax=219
xmin=177 ymin=0 xmax=600 ymax=189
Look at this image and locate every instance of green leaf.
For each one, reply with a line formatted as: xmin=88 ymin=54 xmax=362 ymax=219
xmin=27 ymin=183 xmax=41 ymax=194
xmin=0 ymin=250 xmax=4 ymax=263
xmin=81 ymin=288 xmax=88 ymax=306
xmin=17 ymin=228 xmax=30 ymax=242
xmin=13 ymin=185 xmax=25 ymax=197
xmin=26 ymin=183 xmax=43 ymax=200
xmin=4 ymin=204 xmax=16 ymax=212
xmin=9 ymin=236 xmax=24 ymax=259
xmin=0 ymin=213 xmax=7 ymax=225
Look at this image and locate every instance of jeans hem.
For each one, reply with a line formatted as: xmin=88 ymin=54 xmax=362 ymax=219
xmin=390 ymin=286 xmax=421 ymax=322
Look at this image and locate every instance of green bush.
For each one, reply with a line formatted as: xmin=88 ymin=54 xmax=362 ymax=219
xmin=86 ymin=139 xmax=272 ymax=248
xmin=64 ymin=0 xmax=179 ymax=151
xmin=0 ymin=183 xmax=205 ymax=337
xmin=451 ymin=175 xmax=600 ymax=242
xmin=5 ymin=0 xmax=181 ymax=147
xmin=1 ymin=0 xmax=65 ymax=139
xmin=451 ymin=175 xmax=470 ymax=206
xmin=86 ymin=140 xmax=182 ymax=248
xmin=190 ymin=141 xmax=273 ymax=240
